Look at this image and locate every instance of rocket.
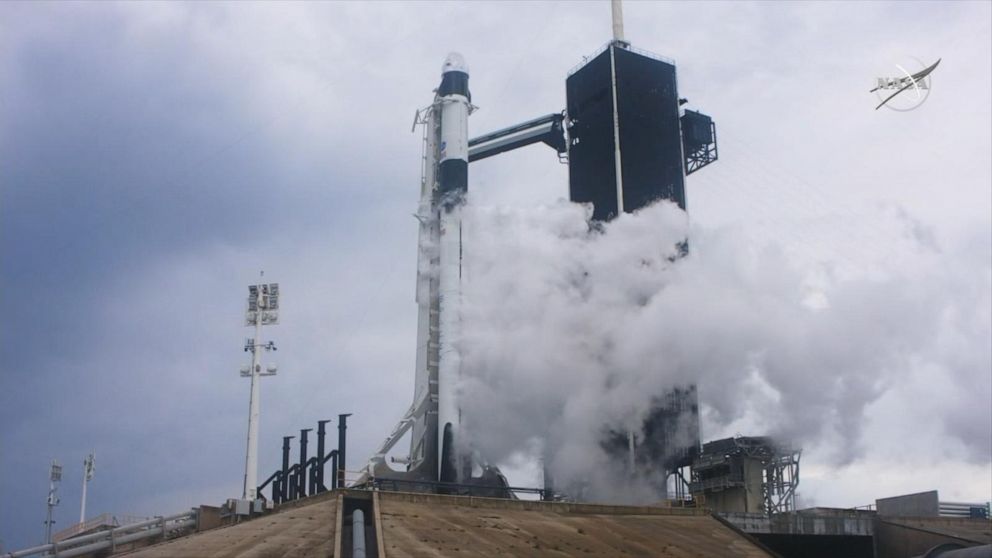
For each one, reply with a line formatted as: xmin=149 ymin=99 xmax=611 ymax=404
xmin=363 ymin=53 xmax=471 ymax=485
xmin=436 ymin=52 xmax=471 ymax=482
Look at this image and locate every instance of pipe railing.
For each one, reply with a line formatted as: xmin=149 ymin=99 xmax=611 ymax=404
xmin=367 ymin=477 xmax=550 ymax=500
xmin=258 ymin=414 xmax=349 ymax=505
xmin=52 ymin=513 xmax=117 ymax=543
xmin=1 ymin=510 xmax=196 ymax=558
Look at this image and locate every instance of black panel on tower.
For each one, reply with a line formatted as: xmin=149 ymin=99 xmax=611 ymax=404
xmin=567 ymin=43 xmax=701 ymax=499
xmin=566 ymin=48 xmax=618 ymax=221
xmin=614 ymin=47 xmax=686 ymax=212
xmin=566 ymin=44 xmax=687 ymax=220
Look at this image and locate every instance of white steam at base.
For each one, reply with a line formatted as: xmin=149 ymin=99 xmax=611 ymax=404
xmin=447 ymin=198 xmax=990 ymax=503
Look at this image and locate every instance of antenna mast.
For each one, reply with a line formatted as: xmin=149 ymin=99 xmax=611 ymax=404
xmin=611 ymin=0 xmax=625 ymax=44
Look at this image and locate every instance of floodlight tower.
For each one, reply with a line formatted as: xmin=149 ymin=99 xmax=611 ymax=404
xmin=241 ymin=274 xmax=280 ymax=501
xmin=79 ymin=453 xmax=95 ymax=523
xmin=43 ymin=460 xmax=62 ymax=544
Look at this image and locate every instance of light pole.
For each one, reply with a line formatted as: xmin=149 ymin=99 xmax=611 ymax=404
xmin=79 ymin=453 xmax=95 ymax=524
xmin=241 ymin=274 xmax=279 ymax=501
xmin=44 ymin=460 xmax=62 ymax=544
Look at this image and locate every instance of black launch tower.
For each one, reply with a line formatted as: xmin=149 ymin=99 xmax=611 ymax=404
xmin=567 ymin=44 xmax=688 ymax=220
xmin=468 ymin=38 xmax=718 ymax=499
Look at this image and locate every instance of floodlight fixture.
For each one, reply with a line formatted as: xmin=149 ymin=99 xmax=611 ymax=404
xmin=245 ymin=282 xmax=280 ymax=326
xmin=83 ymin=454 xmax=95 ymax=481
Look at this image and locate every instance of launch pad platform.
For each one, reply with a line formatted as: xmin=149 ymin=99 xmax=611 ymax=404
xmin=117 ymin=489 xmax=775 ymax=557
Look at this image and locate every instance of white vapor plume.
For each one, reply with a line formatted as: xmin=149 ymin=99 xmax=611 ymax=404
xmin=451 ymin=198 xmax=991 ymax=503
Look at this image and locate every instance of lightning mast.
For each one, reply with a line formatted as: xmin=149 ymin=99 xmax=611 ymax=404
xmin=241 ymin=273 xmax=280 ymax=500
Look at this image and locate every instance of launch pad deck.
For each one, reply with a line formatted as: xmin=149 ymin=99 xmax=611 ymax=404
xmin=119 ymin=490 xmax=773 ymax=557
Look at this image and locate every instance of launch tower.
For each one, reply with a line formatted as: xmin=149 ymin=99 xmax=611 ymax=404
xmin=366 ymin=0 xmax=718 ymax=500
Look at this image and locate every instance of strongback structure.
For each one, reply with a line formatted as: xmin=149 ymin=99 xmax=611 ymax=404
xmin=365 ymin=1 xmax=718 ymax=500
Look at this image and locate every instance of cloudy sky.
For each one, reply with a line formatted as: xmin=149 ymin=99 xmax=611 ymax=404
xmin=1 ymin=0 xmax=990 ymax=549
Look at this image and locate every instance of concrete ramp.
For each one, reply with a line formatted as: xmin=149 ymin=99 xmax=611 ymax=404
xmin=121 ymin=491 xmax=338 ymax=558
xmin=376 ymin=492 xmax=773 ymax=557
xmin=118 ymin=490 xmax=773 ymax=557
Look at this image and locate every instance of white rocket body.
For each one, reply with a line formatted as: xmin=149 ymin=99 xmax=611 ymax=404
xmin=435 ymin=53 xmax=471 ymax=481
xmin=365 ymin=53 xmax=470 ymax=484
xmin=437 ymin=210 xmax=461 ymax=474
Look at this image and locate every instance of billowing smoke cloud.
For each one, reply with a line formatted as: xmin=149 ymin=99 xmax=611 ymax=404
xmin=452 ymin=198 xmax=990 ymax=503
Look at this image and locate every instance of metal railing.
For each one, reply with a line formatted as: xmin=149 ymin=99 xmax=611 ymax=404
xmin=367 ymin=477 xmax=551 ymax=500
xmin=52 ymin=513 xmax=114 ymax=543
xmin=1 ymin=511 xmax=197 ymax=558
xmin=688 ymin=476 xmax=745 ymax=493
xmin=847 ymin=503 xmax=877 ymax=511
xmin=52 ymin=513 xmax=149 ymax=543
xmin=566 ymin=40 xmax=677 ymax=77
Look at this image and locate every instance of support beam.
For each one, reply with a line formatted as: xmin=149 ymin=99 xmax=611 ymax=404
xmin=468 ymin=113 xmax=565 ymax=163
